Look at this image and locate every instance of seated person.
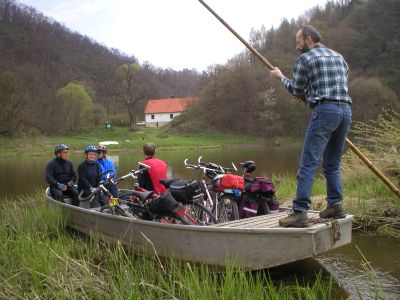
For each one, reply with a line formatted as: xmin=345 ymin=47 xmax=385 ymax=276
xmin=96 ymin=144 xmax=118 ymax=197
xmin=45 ymin=144 xmax=79 ymax=205
xmin=137 ymin=143 xmax=168 ymax=194
xmin=78 ymin=146 xmax=103 ymax=208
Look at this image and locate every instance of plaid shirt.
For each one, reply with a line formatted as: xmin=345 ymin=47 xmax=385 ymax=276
xmin=281 ymin=44 xmax=352 ymax=107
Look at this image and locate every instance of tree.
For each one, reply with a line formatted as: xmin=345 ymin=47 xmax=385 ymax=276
xmin=114 ymin=62 xmax=143 ymax=130
xmin=55 ymin=82 xmax=93 ymax=131
xmin=114 ymin=61 xmax=161 ymax=130
xmin=0 ymin=70 xmax=36 ymax=138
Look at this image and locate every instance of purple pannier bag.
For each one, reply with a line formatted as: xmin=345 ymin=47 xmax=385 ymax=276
xmin=248 ymin=177 xmax=276 ymax=195
xmin=239 ymin=199 xmax=259 ymax=219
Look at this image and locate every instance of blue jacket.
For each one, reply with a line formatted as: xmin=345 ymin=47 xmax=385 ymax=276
xmin=96 ymin=157 xmax=117 ymax=181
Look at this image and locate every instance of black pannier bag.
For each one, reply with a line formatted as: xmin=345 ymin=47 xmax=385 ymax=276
xmin=148 ymin=192 xmax=182 ymax=216
xmin=168 ymin=179 xmax=203 ymax=204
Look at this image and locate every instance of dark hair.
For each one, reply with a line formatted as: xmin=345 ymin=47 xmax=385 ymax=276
xmin=300 ymin=25 xmax=321 ymax=43
xmin=143 ymin=143 xmax=156 ymax=156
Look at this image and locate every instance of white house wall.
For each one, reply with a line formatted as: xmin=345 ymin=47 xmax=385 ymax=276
xmin=145 ymin=112 xmax=181 ymax=127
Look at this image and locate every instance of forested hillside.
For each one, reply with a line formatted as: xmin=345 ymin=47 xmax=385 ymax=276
xmin=170 ymin=0 xmax=400 ymax=137
xmin=1 ymin=0 xmax=399 ymax=139
xmin=0 ymin=0 xmax=201 ymax=137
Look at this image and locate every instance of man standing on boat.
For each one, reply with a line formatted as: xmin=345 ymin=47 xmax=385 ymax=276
xmin=270 ymin=25 xmax=352 ymax=227
xmin=138 ymin=143 xmax=168 ymax=194
xmin=45 ymin=144 xmax=79 ymax=206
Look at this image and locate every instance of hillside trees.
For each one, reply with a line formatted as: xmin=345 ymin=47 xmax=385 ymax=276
xmin=349 ymin=77 xmax=399 ymax=122
xmin=0 ymin=0 xmax=202 ymax=137
xmin=0 ymin=67 xmax=38 ymax=139
xmin=170 ymin=0 xmax=400 ymax=137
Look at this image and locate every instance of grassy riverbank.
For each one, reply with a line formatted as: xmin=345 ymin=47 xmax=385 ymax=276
xmin=273 ymin=154 xmax=400 ymax=238
xmin=0 ymin=126 xmax=301 ymax=157
xmin=0 ymin=193 xmax=336 ymax=299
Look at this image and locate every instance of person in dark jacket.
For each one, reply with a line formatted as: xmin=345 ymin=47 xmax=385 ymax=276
xmin=45 ymin=144 xmax=79 ymax=205
xmin=78 ymin=145 xmax=103 ymax=208
xmin=137 ymin=143 xmax=168 ymax=194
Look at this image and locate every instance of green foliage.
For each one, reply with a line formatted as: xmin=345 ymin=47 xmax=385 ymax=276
xmin=86 ymin=103 xmax=107 ymax=126
xmin=55 ymin=82 xmax=93 ymax=131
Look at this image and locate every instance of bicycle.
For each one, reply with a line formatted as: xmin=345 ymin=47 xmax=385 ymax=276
xmin=159 ymin=178 xmax=218 ymax=225
xmin=184 ymin=156 xmax=241 ymax=222
xmin=77 ymin=170 xmax=134 ymax=218
xmin=113 ymin=163 xmax=205 ymax=225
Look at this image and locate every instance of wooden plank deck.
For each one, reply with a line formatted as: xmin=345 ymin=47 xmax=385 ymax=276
xmin=214 ymin=211 xmax=321 ymax=229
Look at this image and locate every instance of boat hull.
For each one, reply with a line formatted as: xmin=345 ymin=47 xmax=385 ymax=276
xmin=46 ymin=189 xmax=352 ymax=270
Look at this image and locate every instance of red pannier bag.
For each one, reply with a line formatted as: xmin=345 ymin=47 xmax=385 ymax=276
xmin=212 ymin=174 xmax=244 ymax=192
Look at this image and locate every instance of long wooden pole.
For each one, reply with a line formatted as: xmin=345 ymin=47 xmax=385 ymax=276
xmin=198 ymin=0 xmax=400 ymax=198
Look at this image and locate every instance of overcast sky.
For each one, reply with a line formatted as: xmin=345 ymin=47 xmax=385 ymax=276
xmin=19 ymin=0 xmax=328 ymax=71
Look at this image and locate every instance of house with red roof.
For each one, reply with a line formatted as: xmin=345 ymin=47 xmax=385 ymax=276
xmin=144 ymin=97 xmax=195 ymax=127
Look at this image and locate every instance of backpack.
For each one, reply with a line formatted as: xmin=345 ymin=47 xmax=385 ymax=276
xmin=212 ymin=174 xmax=244 ymax=192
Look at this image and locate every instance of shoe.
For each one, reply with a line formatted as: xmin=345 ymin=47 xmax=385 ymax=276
xmin=279 ymin=211 xmax=309 ymax=228
xmin=319 ymin=204 xmax=346 ymax=219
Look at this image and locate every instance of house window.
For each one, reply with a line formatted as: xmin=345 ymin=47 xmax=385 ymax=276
xmin=170 ymin=114 xmax=173 ymax=119
xmin=151 ymin=114 xmax=154 ymax=120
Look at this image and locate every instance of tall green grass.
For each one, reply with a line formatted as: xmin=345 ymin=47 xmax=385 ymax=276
xmin=0 ymin=192 xmax=336 ymax=299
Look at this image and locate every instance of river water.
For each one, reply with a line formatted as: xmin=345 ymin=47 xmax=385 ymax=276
xmin=1 ymin=145 xmax=399 ymax=299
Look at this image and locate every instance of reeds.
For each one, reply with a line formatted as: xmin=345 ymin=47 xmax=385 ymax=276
xmin=0 ymin=192 xmax=337 ymax=299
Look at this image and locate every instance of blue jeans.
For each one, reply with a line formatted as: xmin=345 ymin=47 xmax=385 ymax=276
xmin=293 ymin=102 xmax=352 ymax=212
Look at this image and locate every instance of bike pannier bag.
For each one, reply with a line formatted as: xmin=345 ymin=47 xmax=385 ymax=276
xmin=168 ymin=179 xmax=202 ymax=204
xmin=246 ymin=177 xmax=276 ymax=195
xmin=148 ymin=192 xmax=181 ymax=216
xmin=239 ymin=197 xmax=259 ymax=218
xmin=212 ymin=174 xmax=244 ymax=192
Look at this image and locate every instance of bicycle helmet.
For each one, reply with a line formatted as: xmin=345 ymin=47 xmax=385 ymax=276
xmin=54 ymin=144 xmax=69 ymax=155
xmin=97 ymin=144 xmax=107 ymax=154
xmin=241 ymin=161 xmax=256 ymax=173
xmin=84 ymin=145 xmax=97 ymax=154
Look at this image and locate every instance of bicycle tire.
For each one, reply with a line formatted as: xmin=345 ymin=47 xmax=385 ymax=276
xmin=115 ymin=206 xmax=135 ymax=218
xmin=215 ymin=194 xmax=239 ymax=222
xmin=100 ymin=205 xmax=134 ymax=218
xmin=186 ymin=201 xmax=218 ymax=225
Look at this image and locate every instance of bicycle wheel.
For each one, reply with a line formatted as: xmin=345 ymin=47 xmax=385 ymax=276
xmin=100 ymin=205 xmax=134 ymax=218
xmin=185 ymin=201 xmax=218 ymax=225
xmin=215 ymin=194 xmax=239 ymax=222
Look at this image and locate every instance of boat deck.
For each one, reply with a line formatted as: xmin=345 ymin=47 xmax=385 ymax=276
xmin=213 ymin=211 xmax=322 ymax=229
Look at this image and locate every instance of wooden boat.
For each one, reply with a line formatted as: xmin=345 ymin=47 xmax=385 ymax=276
xmin=46 ymin=188 xmax=352 ymax=270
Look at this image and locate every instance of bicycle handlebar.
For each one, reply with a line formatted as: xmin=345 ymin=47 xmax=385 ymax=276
xmin=185 ymin=156 xmax=237 ymax=174
xmin=115 ymin=162 xmax=151 ymax=184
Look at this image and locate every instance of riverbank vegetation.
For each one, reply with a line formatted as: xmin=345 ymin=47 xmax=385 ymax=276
xmin=0 ymin=193 xmax=336 ymax=299
xmin=0 ymin=126 xmax=300 ymax=157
